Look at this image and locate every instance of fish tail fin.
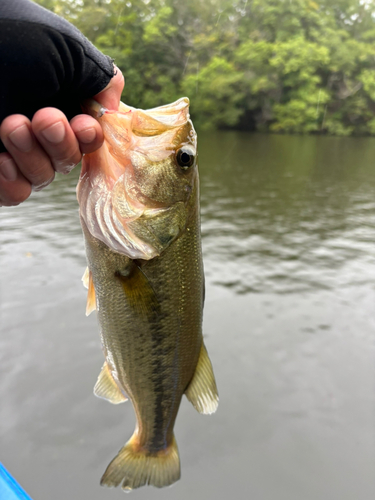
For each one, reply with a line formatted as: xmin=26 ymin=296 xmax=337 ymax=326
xmin=100 ymin=433 xmax=180 ymax=491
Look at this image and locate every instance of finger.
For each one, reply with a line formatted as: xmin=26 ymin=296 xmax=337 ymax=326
xmin=94 ymin=66 xmax=125 ymax=111
xmin=0 ymin=153 xmax=32 ymax=206
xmin=0 ymin=115 xmax=55 ymax=190
xmin=70 ymin=114 xmax=104 ymax=154
xmin=31 ymin=108 xmax=82 ymax=174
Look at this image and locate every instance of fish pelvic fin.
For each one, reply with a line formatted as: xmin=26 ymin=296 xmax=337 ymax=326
xmin=82 ymin=267 xmax=90 ymax=289
xmin=101 ymin=433 xmax=180 ymax=490
xmin=82 ymin=267 xmax=96 ymax=316
xmin=94 ymin=362 xmax=128 ymax=404
xmin=185 ymin=343 xmax=219 ymax=415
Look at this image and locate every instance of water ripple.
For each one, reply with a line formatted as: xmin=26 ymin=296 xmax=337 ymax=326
xmin=199 ymin=133 xmax=375 ymax=294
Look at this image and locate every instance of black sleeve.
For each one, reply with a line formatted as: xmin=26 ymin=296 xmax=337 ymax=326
xmin=0 ymin=0 xmax=115 ymax=153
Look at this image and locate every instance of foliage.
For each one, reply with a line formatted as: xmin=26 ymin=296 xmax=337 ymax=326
xmin=34 ymin=0 xmax=375 ymax=135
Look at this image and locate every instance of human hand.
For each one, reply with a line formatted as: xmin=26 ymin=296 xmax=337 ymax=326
xmin=0 ymin=67 xmax=124 ymax=207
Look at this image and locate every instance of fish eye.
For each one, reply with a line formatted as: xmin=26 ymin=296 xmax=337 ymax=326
xmin=176 ymin=147 xmax=195 ymax=170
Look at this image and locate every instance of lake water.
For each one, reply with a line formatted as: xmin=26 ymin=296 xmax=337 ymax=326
xmin=1 ymin=133 xmax=375 ymax=500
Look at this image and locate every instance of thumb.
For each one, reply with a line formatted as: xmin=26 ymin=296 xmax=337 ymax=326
xmin=94 ymin=66 xmax=125 ymax=111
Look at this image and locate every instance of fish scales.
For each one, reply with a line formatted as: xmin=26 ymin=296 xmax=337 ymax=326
xmin=77 ymin=97 xmax=218 ymax=491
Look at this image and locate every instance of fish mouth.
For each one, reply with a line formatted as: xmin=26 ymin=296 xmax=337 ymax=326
xmin=79 ymin=97 xmax=194 ymax=184
xmin=81 ymin=97 xmax=192 ymax=161
xmin=82 ymin=97 xmax=190 ymax=127
xmin=139 ymin=97 xmax=190 ymax=125
xmin=77 ymin=97 xmax=196 ymax=260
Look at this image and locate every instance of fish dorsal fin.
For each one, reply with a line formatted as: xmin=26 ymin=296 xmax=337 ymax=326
xmin=94 ymin=362 xmax=128 ymax=404
xmin=185 ymin=343 xmax=219 ymax=415
xmin=82 ymin=267 xmax=97 ymax=316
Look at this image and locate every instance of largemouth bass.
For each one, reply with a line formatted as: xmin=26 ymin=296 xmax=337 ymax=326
xmin=76 ymin=97 xmax=218 ymax=491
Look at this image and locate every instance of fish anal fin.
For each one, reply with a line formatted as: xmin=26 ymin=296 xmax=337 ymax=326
xmin=85 ymin=268 xmax=97 ymax=316
xmin=94 ymin=362 xmax=128 ymax=404
xmin=101 ymin=433 xmax=180 ymax=490
xmin=185 ymin=343 xmax=219 ymax=415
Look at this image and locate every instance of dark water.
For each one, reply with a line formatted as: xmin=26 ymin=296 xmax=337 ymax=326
xmin=1 ymin=133 xmax=375 ymax=500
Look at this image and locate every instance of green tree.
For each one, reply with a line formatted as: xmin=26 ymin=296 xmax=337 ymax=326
xmin=32 ymin=0 xmax=375 ymax=136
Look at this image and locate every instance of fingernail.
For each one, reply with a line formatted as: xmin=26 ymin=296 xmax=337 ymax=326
xmin=32 ymin=177 xmax=54 ymax=192
xmin=78 ymin=127 xmax=96 ymax=144
xmin=53 ymin=161 xmax=76 ymax=175
xmin=9 ymin=125 xmax=33 ymax=152
xmin=41 ymin=121 xmax=66 ymax=144
xmin=0 ymin=158 xmax=18 ymax=182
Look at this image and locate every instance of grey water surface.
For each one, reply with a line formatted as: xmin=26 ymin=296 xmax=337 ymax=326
xmin=1 ymin=133 xmax=375 ymax=500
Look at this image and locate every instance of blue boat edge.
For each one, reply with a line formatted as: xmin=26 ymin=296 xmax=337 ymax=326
xmin=0 ymin=463 xmax=33 ymax=500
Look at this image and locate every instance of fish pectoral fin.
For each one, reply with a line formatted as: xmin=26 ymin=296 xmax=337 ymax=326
xmin=185 ymin=343 xmax=219 ymax=415
xmin=84 ymin=268 xmax=96 ymax=316
xmin=94 ymin=362 xmax=128 ymax=404
xmin=115 ymin=262 xmax=159 ymax=316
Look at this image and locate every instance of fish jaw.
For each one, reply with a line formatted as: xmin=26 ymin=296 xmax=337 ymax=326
xmin=77 ymin=98 xmax=198 ymax=260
